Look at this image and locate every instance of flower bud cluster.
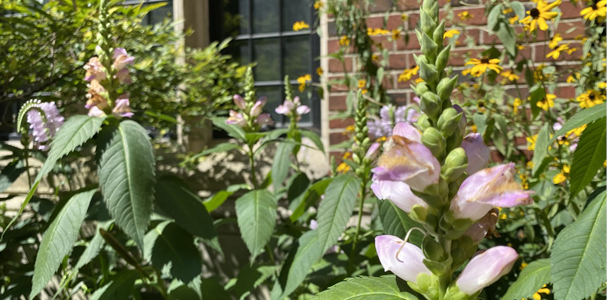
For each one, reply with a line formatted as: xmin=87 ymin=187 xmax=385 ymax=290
xmin=24 ymin=100 xmax=65 ymax=151
xmin=367 ymin=104 xmax=419 ymax=140
xmin=226 ymin=67 xmax=274 ymax=131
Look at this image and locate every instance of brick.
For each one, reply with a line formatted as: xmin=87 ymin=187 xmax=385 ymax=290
xmin=556 ymin=85 xmax=576 ymax=99
xmin=490 ymin=150 xmax=505 ymax=163
xmin=449 ymin=48 xmax=485 ymax=66
xmin=450 ymin=29 xmax=481 ymax=48
xmin=366 ymin=15 xmax=385 ymax=29
xmin=396 ymin=0 xmax=423 ymax=11
xmin=389 ymin=53 xmax=408 ymax=69
xmin=396 ymin=31 xmax=421 ymax=50
xmin=371 ymin=0 xmax=394 ymax=13
xmin=387 ymin=14 xmax=406 ymax=30
xmin=329 ymin=57 xmax=353 ymax=72
xmin=557 ymin=20 xmax=586 ymax=39
xmin=559 ymin=1 xmax=584 ymax=19
xmin=329 ymin=95 xmax=347 ymax=111
xmin=371 ymin=35 xmax=394 ymax=52
xmin=330 ymin=132 xmax=349 ymax=144
xmin=445 ymin=7 xmax=487 ymax=26
xmin=329 ymin=117 xmax=355 ymax=129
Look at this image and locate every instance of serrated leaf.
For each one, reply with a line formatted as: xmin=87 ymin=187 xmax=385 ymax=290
xmin=552 ymin=103 xmax=606 ymax=141
xmin=378 ymin=201 xmax=423 ymax=246
xmin=551 ymin=191 xmax=606 ymax=300
xmin=532 ymin=124 xmax=551 ymax=176
xmin=235 ymin=190 xmax=277 ymax=260
xmin=501 ymin=259 xmax=551 ymax=300
xmin=314 ymin=276 xmax=417 ymax=300
xmin=277 ymin=230 xmax=323 ymax=298
xmin=272 ymin=142 xmax=294 ymax=192
xmin=212 ymin=117 xmax=246 ymax=141
xmin=75 ymin=221 xmax=112 ymax=269
xmin=144 ymin=221 xmax=202 ymax=283
xmin=155 ymin=175 xmax=221 ymax=253
xmin=569 ymin=118 xmax=606 ymax=198
xmin=30 ymin=190 xmax=96 ymax=299
xmin=290 ymin=178 xmax=333 ymax=222
xmin=317 ymin=174 xmax=360 ymax=253
xmin=98 ymin=121 xmax=155 ymax=248
xmin=90 ymin=270 xmax=140 ymax=300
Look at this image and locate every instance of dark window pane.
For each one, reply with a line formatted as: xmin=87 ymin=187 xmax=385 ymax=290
xmin=226 ymin=0 xmax=250 ymax=35
xmin=252 ymin=0 xmax=279 ymax=33
xmin=256 ymin=86 xmax=282 ymax=124
xmin=282 ymin=0 xmax=311 ymax=32
xmin=149 ymin=4 xmax=172 ymax=24
xmin=253 ymin=38 xmax=280 ymax=81
xmin=227 ymin=40 xmax=251 ymax=65
xmin=283 ymin=35 xmax=310 ymax=79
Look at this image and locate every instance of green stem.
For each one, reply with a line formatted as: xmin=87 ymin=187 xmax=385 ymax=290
xmin=437 ymin=236 xmax=452 ymax=300
xmin=265 ymin=244 xmax=276 ymax=264
xmin=348 ymin=175 xmax=369 ymax=274
xmin=248 ymin=144 xmax=258 ymax=189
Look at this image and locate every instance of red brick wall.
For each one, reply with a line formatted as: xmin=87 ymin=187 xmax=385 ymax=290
xmin=325 ymin=0 xmax=585 ymax=154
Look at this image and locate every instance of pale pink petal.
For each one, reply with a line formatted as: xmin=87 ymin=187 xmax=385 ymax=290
xmin=375 ymin=235 xmax=431 ymax=283
xmin=456 ymin=246 xmax=518 ymax=295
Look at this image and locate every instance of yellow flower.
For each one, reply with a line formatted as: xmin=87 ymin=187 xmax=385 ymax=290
xmin=536 ymin=94 xmax=556 ymax=111
xmin=391 ymin=29 xmax=402 ymax=40
xmin=513 ymin=98 xmax=522 ymax=113
xmin=464 ymin=57 xmax=503 ymax=77
xmin=529 ymin=285 xmax=551 ymax=300
xmin=567 ymin=124 xmax=586 ymax=137
xmin=297 ymin=74 xmax=312 ymax=92
xmin=520 ymin=173 xmax=529 ymax=189
xmin=376 ymin=136 xmax=387 ymax=142
xmin=316 ymin=66 xmax=324 ymax=76
xmin=520 ymin=0 xmax=561 ymax=32
xmin=580 ymin=0 xmax=606 ymax=20
xmin=576 ymin=90 xmax=605 ymax=108
xmin=401 ymin=13 xmax=409 ymax=21
xmin=314 ymin=1 xmax=323 ymax=9
xmin=358 ymin=79 xmax=368 ymax=94
xmin=367 ymin=28 xmax=390 ymax=36
xmin=527 ymin=134 xmax=538 ymax=150
xmin=293 ymin=21 xmax=310 ymax=31
xmin=443 ymin=29 xmax=460 ymax=38
xmin=470 ymin=125 xmax=477 ymax=133
xmin=398 ymin=65 xmax=420 ymax=82
xmin=553 ymin=165 xmax=570 ymax=184
xmin=336 ymin=162 xmax=350 ymax=173
xmin=342 ymin=151 xmax=352 ymax=159
xmin=415 ymin=77 xmax=425 ymax=84
xmin=599 ymin=82 xmax=607 ymax=89
xmin=546 ymin=44 xmax=577 ymax=59
xmin=549 ymin=33 xmax=562 ymax=49
xmin=503 ymin=8 xmax=513 ymax=14
xmin=567 ymin=73 xmax=579 ymax=83
xmin=339 ymin=35 xmax=350 ymax=46
xmin=557 ymin=134 xmax=570 ymax=146
xmin=458 ymin=11 xmax=473 ymax=21
xmin=501 ymin=70 xmax=520 ymax=82
xmin=372 ymin=54 xmax=380 ymax=62
xmin=517 ymin=44 xmax=525 ymax=50
xmin=520 ymin=261 xmax=529 ymax=270
xmin=510 ymin=15 xmax=520 ymax=24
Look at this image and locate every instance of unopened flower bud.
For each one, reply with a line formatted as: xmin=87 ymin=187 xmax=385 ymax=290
xmin=365 ymin=142 xmax=381 ymax=160
xmin=375 ymin=235 xmax=432 ymax=284
xmin=421 ymin=92 xmax=441 ymax=118
xmin=421 ymin=127 xmax=446 ymax=158
xmin=433 ymin=21 xmax=446 ymax=46
xmin=442 ymin=148 xmax=468 ymax=182
xmin=416 ymin=114 xmax=432 ymax=131
xmin=250 ymin=96 xmax=267 ymax=117
xmin=437 ymin=108 xmax=463 ymax=137
xmin=419 ymin=59 xmax=439 ymax=84
xmin=413 ymin=82 xmax=430 ymax=95
xmin=421 ymin=31 xmax=438 ymax=61
xmin=436 ymin=44 xmax=451 ymax=72
xmin=437 ymin=76 xmax=459 ymax=101
xmin=454 ymin=246 xmax=518 ymax=295
xmin=461 ymin=133 xmax=491 ymax=174
xmin=420 ymin=10 xmax=436 ymax=36
xmin=233 ymin=94 xmax=247 ymax=110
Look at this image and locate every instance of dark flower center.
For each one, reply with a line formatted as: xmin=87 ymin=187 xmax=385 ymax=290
xmin=592 ymin=3 xmax=598 ymax=10
xmin=530 ymin=8 xmax=540 ymax=18
xmin=480 ymin=57 xmax=490 ymax=64
xmin=589 ymin=93 xmax=596 ymax=100
xmin=559 ymin=136 xmax=567 ymax=141
xmin=478 ymin=102 xmax=485 ymax=108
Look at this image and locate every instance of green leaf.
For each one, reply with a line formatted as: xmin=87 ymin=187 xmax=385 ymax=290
xmin=552 ymin=103 xmax=606 ymax=141
xmin=2 ymin=115 xmax=104 ymax=238
xmin=185 ymin=142 xmax=240 ymax=163
xmin=528 ymin=87 xmax=545 ymax=119
xmin=487 ymin=4 xmax=502 ymax=30
xmin=300 ymin=129 xmax=325 ymax=153
xmin=551 ymin=191 xmax=606 ymax=300
xmin=212 ymin=117 xmax=246 ymax=141
xmin=510 ymin=2 xmax=526 ymax=19
xmin=378 ymin=201 xmax=423 ymax=246
xmin=98 ymin=120 xmax=155 ymax=248
xmin=532 ymin=123 xmax=551 ymax=176
xmin=235 ymin=190 xmax=277 ymax=260
xmin=155 ymin=175 xmax=221 ymax=253
xmin=228 ymin=264 xmax=279 ymax=300
xmin=75 ymin=221 xmax=112 ymax=269
xmin=89 ymin=270 xmax=140 ymax=300
xmin=272 ymin=142 xmax=294 ymax=192
xmin=287 ymin=172 xmax=311 ymax=208
xmin=30 ymin=190 xmax=96 ymax=299
xmin=290 ymin=178 xmax=333 ymax=222
xmin=317 ymin=174 xmax=361 ymax=252
xmin=496 ymin=22 xmax=517 ymax=56
xmin=0 ymin=160 xmax=25 ymax=193
xmin=569 ymin=118 xmax=606 ymax=198
xmin=314 ymin=276 xmax=417 ymax=300
xmin=278 ymin=230 xmax=323 ymax=298
xmin=501 ymin=259 xmax=551 ymax=300
xmin=203 ymin=190 xmax=234 ymax=213
xmin=144 ymin=221 xmax=202 ymax=283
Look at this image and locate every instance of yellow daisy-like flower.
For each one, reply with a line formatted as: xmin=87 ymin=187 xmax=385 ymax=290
xmin=367 ymin=28 xmax=390 ymax=36
xmin=520 ymin=261 xmax=529 ymax=270
xmin=580 ymin=0 xmax=606 ymax=20
xmin=501 ymin=70 xmax=520 ymax=82
xmin=316 ymin=66 xmax=324 ymax=76
xmin=391 ymin=29 xmax=402 ymax=40
xmin=553 ymin=165 xmax=570 ymax=184
xmin=314 ymin=1 xmax=323 ymax=9
xmin=598 ymin=81 xmax=607 ymax=89
xmin=549 ymin=33 xmax=562 ymax=49
xmin=398 ymin=65 xmax=420 ymax=82
xmin=513 ymin=98 xmax=523 ymax=113
xmin=567 ymin=73 xmax=579 ymax=83
xmin=443 ymin=29 xmax=460 ymax=38
xmin=503 ymin=8 xmax=513 ymax=14
xmin=293 ymin=21 xmax=310 ymax=31
xmin=567 ymin=124 xmax=586 ymax=137
xmin=297 ymin=74 xmax=312 ymax=92
xmin=339 ymin=35 xmax=350 ymax=46
xmin=463 ymin=57 xmax=503 ymax=77
xmin=576 ymin=90 xmax=606 ymax=108
xmin=528 ymin=285 xmax=551 ymax=300
xmin=376 ymin=136 xmax=387 ymax=142
xmin=415 ymin=77 xmax=425 ymax=84
xmin=520 ymin=0 xmax=561 ymax=32
xmin=401 ymin=13 xmax=409 ymax=21
xmin=510 ymin=15 xmax=520 ymax=24
xmin=527 ymin=134 xmax=538 ymax=150
xmin=343 ymin=151 xmax=352 ymax=159
xmin=536 ymin=94 xmax=556 ymax=111
xmin=546 ymin=44 xmax=577 ymax=59
xmin=358 ymin=79 xmax=368 ymax=94
xmin=458 ymin=11 xmax=473 ymax=21
xmin=336 ymin=162 xmax=350 ymax=173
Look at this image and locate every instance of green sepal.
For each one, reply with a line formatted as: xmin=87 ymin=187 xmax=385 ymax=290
xmin=419 ymin=59 xmax=439 ymax=85
xmin=413 ymin=188 xmax=443 ymax=207
xmin=445 ymin=129 xmax=464 ymax=153
xmin=422 ymin=235 xmax=446 ymax=261
xmin=439 ymin=213 xmax=474 ymax=240
xmin=444 ymin=284 xmax=475 ymax=300
xmin=437 ymin=107 xmax=463 ymax=137
xmin=433 ymin=20 xmax=445 ymax=47
xmin=416 ymin=114 xmax=433 ymax=131
xmin=421 ymin=31 xmax=438 ymax=62
xmin=436 ymin=76 xmax=459 ymax=101
xmin=441 ymin=148 xmax=468 ymax=182
xmin=421 ymin=127 xmax=446 ymax=158
xmin=451 ymin=235 xmax=477 ymax=269
xmin=448 ymin=174 xmax=467 ymax=200
xmin=420 ymin=92 xmax=442 ymax=118
xmin=410 ymin=204 xmax=428 ymax=223
xmin=420 ymin=10 xmax=437 ymax=36
xmin=412 ymin=81 xmax=430 ymax=95
xmin=423 ymin=256 xmax=453 ymax=275
xmin=409 ymin=273 xmax=440 ymax=300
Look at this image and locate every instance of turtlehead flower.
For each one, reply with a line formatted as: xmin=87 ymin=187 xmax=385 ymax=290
xmin=365 ymin=142 xmax=381 ymax=160
xmin=255 ymin=113 xmax=274 ymax=126
xmin=84 ymin=57 xmax=107 ymax=82
xmin=88 ymin=106 xmax=106 ymax=118
xmin=520 ymin=0 xmax=561 ymax=32
xmin=112 ymin=95 xmax=134 ymax=118
xmin=226 ymin=110 xmax=246 ymax=127
xmin=250 ymin=96 xmax=267 ymax=117
xmin=27 ymin=101 xmax=65 ymax=150
xmin=460 ymin=133 xmax=491 ymax=175
xmin=367 ymin=106 xmax=419 ymax=139
xmin=580 ymin=0 xmax=606 ymax=20
xmin=450 ymin=163 xmax=533 ymax=221
xmin=455 ymin=246 xmax=518 ymax=295
xmin=275 ymin=96 xmax=311 ymax=121
xmin=371 ymin=179 xmax=428 ymax=212
xmin=233 ymin=94 xmax=247 ymax=110
xmin=115 ymin=68 xmax=132 ymax=84
xmin=375 ymin=235 xmax=432 ymax=283
xmin=85 ymin=80 xmax=108 ymax=110
xmin=464 ymin=208 xmax=499 ymax=244
xmin=373 ymin=123 xmax=440 ymax=192
xmin=112 ymin=48 xmax=135 ymax=71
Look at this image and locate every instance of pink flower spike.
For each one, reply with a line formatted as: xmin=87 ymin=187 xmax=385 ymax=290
xmin=112 ymin=48 xmax=134 ymax=71
xmin=275 ymin=100 xmax=294 ymax=115
xmin=84 ymin=57 xmax=106 ymax=82
xmin=226 ymin=110 xmax=246 ymax=127
xmin=112 ymin=95 xmax=134 ymax=118
xmin=115 ymin=68 xmax=132 ymax=84
xmin=461 ymin=133 xmax=490 ymax=175
xmin=296 ymin=105 xmax=311 ymax=115
xmin=449 ymin=163 xmax=533 ymax=221
xmin=233 ymin=94 xmax=247 ymax=110
xmin=250 ymin=97 xmax=267 ymax=117
xmin=371 ymin=178 xmax=427 ymax=213
xmin=375 ymin=235 xmax=431 ymax=284
xmin=455 ymin=246 xmax=518 ymax=295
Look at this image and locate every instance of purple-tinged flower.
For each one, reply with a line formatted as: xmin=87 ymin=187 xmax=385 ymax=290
xmin=450 ymin=163 xmax=533 ymax=221
xmin=365 ymin=142 xmax=381 ymax=160
xmin=553 ymin=117 xmax=564 ymax=131
xmin=275 ymin=96 xmax=310 ymax=121
xmin=112 ymin=95 xmax=134 ymax=118
xmin=455 ymin=246 xmax=518 ymax=295
xmin=233 ymin=94 xmax=247 ymax=110
xmin=88 ymin=106 xmax=106 ymax=118
xmin=84 ymin=57 xmax=107 ymax=82
xmin=255 ymin=113 xmax=274 ymax=126
xmin=85 ymin=80 xmax=108 ymax=110
xmin=115 ymin=68 xmax=132 ymax=84
xmin=371 ymin=179 xmax=427 ymax=212
xmin=226 ymin=110 xmax=246 ymax=127
xmin=375 ymin=235 xmax=431 ymax=283
xmin=367 ymin=105 xmax=420 ymax=140
xmin=112 ymin=48 xmax=134 ymax=71
xmin=452 ymin=104 xmax=467 ymax=133
xmin=27 ymin=101 xmax=64 ymax=150
xmin=250 ymin=96 xmax=267 ymax=117
xmin=461 ymin=133 xmax=491 ymax=175
xmin=464 ymin=208 xmax=499 ymax=244
xmin=412 ymin=96 xmax=421 ymax=104
xmin=392 ymin=122 xmax=421 ymax=142
xmin=309 ymin=220 xmax=318 ymax=230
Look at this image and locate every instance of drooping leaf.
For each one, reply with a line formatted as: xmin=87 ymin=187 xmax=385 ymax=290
xmin=496 ymin=22 xmax=516 ymax=56
xmin=569 ymin=117 xmax=606 ymax=198
xmin=290 ymin=178 xmax=333 ymax=222
xmin=551 ymin=191 xmax=606 ymax=300
xmin=75 ymin=221 xmax=112 ymax=269
xmin=378 ymin=200 xmax=423 ymax=246
xmin=278 ymin=230 xmax=323 ymax=298
xmin=30 ymin=190 xmax=96 ymax=299
xmin=185 ymin=142 xmax=240 ymax=164
xmin=155 ymin=175 xmax=221 ymax=253
xmin=144 ymin=221 xmax=202 ymax=283
xmin=272 ymin=142 xmax=295 ymax=192
xmin=501 ymin=259 xmax=551 ymax=300
xmin=552 ymin=103 xmax=606 ymax=141
xmin=313 ymin=276 xmax=417 ymax=300
xmin=89 ymin=270 xmax=140 ymax=300
xmin=532 ymin=123 xmax=551 ymax=176
xmin=97 ymin=120 xmax=155 ymax=248
xmin=487 ymin=4 xmax=502 ymax=30
xmin=317 ymin=174 xmax=360 ymax=252
xmin=235 ymin=190 xmax=277 ymax=260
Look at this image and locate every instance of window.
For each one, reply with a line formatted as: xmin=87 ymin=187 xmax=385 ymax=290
xmin=122 ymin=0 xmax=173 ymax=25
xmin=210 ymin=0 xmax=321 ymax=130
